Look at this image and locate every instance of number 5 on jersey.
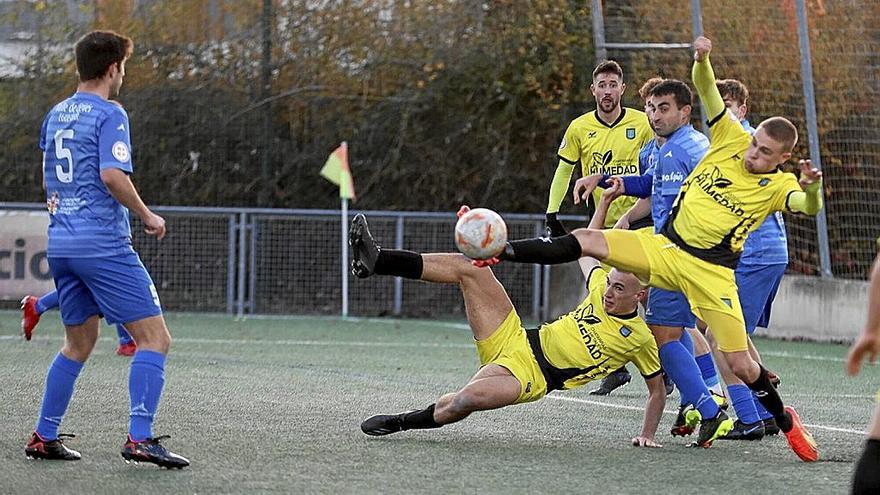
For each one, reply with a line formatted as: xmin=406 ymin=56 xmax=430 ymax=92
xmin=51 ymin=129 xmax=74 ymax=183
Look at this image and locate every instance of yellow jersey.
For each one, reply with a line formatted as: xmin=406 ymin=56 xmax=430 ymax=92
xmin=555 ymin=108 xmax=653 ymax=227
xmin=662 ymin=109 xmax=803 ymax=269
xmin=534 ymin=266 xmax=661 ymax=391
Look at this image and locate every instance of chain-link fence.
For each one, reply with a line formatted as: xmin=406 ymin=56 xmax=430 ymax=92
xmin=0 ymin=204 xmax=550 ymax=319
xmin=598 ymin=0 xmax=880 ymax=279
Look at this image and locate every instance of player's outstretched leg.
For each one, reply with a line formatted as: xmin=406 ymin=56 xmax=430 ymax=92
xmin=21 ymin=290 xmax=62 ymax=341
xmin=122 ymin=315 xmax=189 ymax=469
xmin=362 ymin=365 xmax=521 ymax=436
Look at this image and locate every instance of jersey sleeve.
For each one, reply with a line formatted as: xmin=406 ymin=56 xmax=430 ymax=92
xmin=780 ymin=176 xmax=823 ymax=215
xmin=585 ymin=266 xmax=608 ymax=295
xmin=39 ymin=114 xmax=49 ymax=151
xmin=692 ymin=57 xmax=750 ymax=150
xmin=557 ymin=122 xmax=581 ymax=165
xmin=98 ymin=108 xmax=133 ymax=173
xmin=630 ymin=338 xmax=662 ymax=378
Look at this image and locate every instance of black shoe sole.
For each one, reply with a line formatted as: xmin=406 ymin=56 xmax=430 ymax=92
xmin=25 ymin=451 xmax=81 ymax=461
xmin=121 ymin=452 xmax=189 ymax=469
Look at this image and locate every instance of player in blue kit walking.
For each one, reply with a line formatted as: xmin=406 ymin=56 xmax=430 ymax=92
xmin=25 ymin=30 xmax=188 ymax=468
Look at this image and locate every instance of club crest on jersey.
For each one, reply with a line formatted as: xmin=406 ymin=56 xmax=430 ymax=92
xmin=626 ymin=128 xmax=636 ymax=139
xmin=619 ymin=326 xmax=632 ymax=338
xmin=759 ymin=178 xmax=770 ymax=187
xmin=112 ymin=141 xmax=130 ymax=163
xmin=47 ymin=191 xmax=59 ymax=215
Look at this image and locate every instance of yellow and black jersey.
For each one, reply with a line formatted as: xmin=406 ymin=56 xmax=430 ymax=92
xmin=555 ymin=108 xmax=653 ymax=227
xmin=533 ymin=266 xmax=661 ymax=391
xmin=661 ymin=109 xmax=802 ymax=269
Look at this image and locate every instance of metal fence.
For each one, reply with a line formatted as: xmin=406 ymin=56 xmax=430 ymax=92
xmin=1 ymin=203 xmax=553 ymax=320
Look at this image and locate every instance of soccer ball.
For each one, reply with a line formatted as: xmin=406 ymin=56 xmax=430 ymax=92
xmin=454 ymin=208 xmax=508 ymax=260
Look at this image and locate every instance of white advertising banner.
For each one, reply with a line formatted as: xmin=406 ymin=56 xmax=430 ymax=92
xmin=0 ymin=211 xmax=53 ymax=300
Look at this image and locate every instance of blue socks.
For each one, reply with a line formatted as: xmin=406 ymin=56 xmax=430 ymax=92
xmin=129 ymin=350 xmax=166 ymax=441
xmin=728 ymin=384 xmax=760 ymax=424
xmin=36 ymin=290 xmax=59 ymax=315
xmin=753 ymin=391 xmax=774 ymax=420
xmin=35 ymin=353 xmax=84 ymax=440
xmin=696 ymin=352 xmax=721 ymax=389
xmin=679 ymin=329 xmax=695 ymax=356
xmin=659 ymin=341 xmax=720 ymax=419
xmin=116 ymin=324 xmax=133 ymax=345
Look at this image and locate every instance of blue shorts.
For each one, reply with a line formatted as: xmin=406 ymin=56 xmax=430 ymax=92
xmin=644 ymin=287 xmax=696 ymax=328
xmin=735 ymin=262 xmax=787 ymax=334
xmin=49 ymin=253 xmax=162 ymax=326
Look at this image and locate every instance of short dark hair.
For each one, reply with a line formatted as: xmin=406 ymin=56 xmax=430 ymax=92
xmin=716 ymin=79 xmax=749 ymax=106
xmin=638 ymin=77 xmax=664 ymax=100
xmin=649 ymin=79 xmax=693 ymax=109
xmin=592 ymin=60 xmax=623 ymax=82
xmin=759 ymin=117 xmax=798 ymax=151
xmin=75 ymin=30 xmax=133 ymax=82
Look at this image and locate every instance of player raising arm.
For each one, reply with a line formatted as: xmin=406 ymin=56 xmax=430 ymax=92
xmin=472 ymin=36 xmax=823 ymax=461
xmin=349 ymin=184 xmax=666 ymax=447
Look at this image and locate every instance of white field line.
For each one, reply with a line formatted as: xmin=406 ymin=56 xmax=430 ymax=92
xmin=546 ymin=395 xmax=868 ymax=435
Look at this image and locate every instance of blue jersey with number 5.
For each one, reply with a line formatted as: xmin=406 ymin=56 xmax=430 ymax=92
xmin=40 ymin=92 xmax=134 ymax=258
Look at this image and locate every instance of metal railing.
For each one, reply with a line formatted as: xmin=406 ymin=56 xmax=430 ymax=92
xmin=1 ymin=203 xmax=558 ymax=321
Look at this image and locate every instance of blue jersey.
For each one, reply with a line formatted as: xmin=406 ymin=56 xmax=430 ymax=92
xmin=40 ymin=92 xmax=134 ymax=258
xmin=737 ymin=119 xmax=789 ymax=266
xmin=623 ymin=125 xmax=709 ymax=232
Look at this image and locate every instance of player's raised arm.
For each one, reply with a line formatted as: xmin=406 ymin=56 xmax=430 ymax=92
xmin=785 ymin=159 xmax=824 ymax=216
xmin=691 ymin=36 xmax=726 ymax=123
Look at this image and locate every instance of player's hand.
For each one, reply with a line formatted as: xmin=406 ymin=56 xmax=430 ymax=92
xmin=545 ymin=212 xmax=567 ymax=237
xmin=472 ymin=257 xmax=500 ymax=268
xmin=845 ymin=332 xmax=880 ymax=376
xmin=693 ymin=36 xmax=712 ymax=62
xmin=614 ymin=214 xmax=630 ymax=230
xmin=572 ymin=174 xmax=603 ymax=205
xmin=631 ymin=436 xmax=662 ymax=448
xmin=457 ymin=205 xmax=471 ymax=219
xmin=798 ymin=159 xmax=822 ymax=187
xmin=602 ymin=177 xmax=625 ymax=202
xmin=142 ymin=211 xmax=166 ymax=240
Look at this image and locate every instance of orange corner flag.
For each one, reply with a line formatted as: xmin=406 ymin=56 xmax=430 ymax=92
xmin=320 ymin=142 xmax=356 ymax=201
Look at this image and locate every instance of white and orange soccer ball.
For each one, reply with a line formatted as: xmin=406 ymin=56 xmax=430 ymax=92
xmin=454 ymin=207 xmax=508 ymax=260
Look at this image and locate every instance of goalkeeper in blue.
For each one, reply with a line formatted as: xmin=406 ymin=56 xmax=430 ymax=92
xmin=22 ymin=290 xmax=137 ymax=356
xmin=25 ymin=30 xmax=188 ymax=468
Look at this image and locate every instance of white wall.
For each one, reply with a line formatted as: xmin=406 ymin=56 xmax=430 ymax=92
xmin=547 ymin=265 xmax=868 ymax=343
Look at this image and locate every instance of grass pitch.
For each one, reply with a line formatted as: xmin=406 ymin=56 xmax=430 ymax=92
xmin=0 ymin=311 xmax=874 ymax=494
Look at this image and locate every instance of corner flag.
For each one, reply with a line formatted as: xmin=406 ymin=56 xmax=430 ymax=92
xmin=320 ymin=142 xmax=356 ymax=201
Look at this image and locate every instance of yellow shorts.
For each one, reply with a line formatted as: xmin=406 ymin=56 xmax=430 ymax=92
xmin=603 ymin=229 xmax=748 ymax=352
xmin=475 ymin=309 xmax=548 ymax=404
